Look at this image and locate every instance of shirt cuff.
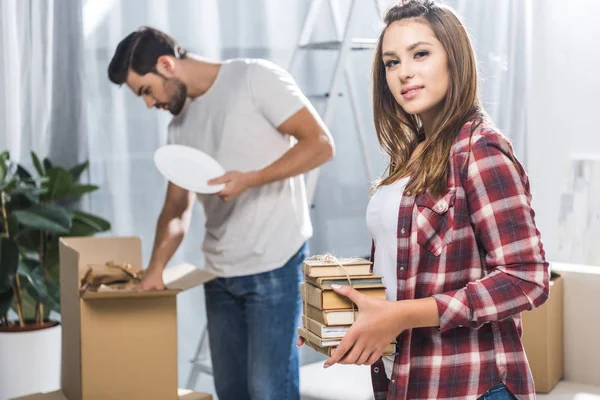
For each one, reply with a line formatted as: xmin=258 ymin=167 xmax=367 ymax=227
xmin=432 ymin=289 xmax=472 ymax=332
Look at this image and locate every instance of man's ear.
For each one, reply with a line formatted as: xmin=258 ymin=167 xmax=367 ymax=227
xmin=156 ymin=55 xmax=176 ymax=76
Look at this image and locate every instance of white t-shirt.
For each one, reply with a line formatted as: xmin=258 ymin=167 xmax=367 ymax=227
xmin=167 ymin=59 xmax=313 ymax=277
xmin=365 ymin=177 xmax=410 ymax=379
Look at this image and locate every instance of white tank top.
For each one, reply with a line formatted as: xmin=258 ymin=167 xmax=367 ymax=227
xmin=365 ymin=176 xmax=410 ymax=379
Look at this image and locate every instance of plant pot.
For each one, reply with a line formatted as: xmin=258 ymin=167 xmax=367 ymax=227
xmin=0 ymin=321 xmax=61 ymax=399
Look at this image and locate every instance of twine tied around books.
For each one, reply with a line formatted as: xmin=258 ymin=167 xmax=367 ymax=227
xmin=306 ymin=254 xmax=355 ymax=287
xmin=304 ymin=253 xmax=359 ymax=324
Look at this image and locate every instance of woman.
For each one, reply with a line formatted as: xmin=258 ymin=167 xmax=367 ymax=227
xmin=299 ymin=1 xmax=549 ymax=399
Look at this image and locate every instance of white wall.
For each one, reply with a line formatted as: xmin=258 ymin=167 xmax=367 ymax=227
xmin=528 ymin=0 xmax=600 ymax=263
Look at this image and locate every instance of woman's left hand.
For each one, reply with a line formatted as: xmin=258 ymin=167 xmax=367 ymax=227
xmin=324 ymin=284 xmax=406 ymax=368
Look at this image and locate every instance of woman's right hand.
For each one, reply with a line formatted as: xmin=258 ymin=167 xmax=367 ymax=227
xmin=323 ymin=284 xmax=403 ymax=367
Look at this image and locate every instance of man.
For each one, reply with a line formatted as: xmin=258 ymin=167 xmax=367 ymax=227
xmin=107 ymin=27 xmax=334 ymax=400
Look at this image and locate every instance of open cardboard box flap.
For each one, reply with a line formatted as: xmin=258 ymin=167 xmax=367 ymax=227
xmin=59 ymin=237 xmax=217 ymax=300
xmin=163 ymin=263 xmax=217 ymax=291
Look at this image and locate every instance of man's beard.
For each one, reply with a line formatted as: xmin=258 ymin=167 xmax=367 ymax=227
xmin=160 ymin=77 xmax=187 ymax=116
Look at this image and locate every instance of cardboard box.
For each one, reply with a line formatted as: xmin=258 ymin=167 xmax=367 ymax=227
xmin=56 ymin=237 xmax=216 ymax=400
xmin=521 ymin=272 xmax=564 ymax=393
xmin=11 ymin=389 xmax=212 ymax=400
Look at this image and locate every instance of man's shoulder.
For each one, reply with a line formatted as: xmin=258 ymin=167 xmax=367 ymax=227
xmin=222 ymin=58 xmax=275 ymax=71
xmin=225 ymin=58 xmax=291 ymax=78
xmin=218 ymin=58 xmax=285 ymax=87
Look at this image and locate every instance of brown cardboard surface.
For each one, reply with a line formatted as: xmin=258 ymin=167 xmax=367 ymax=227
xmin=80 ymin=289 xmax=180 ymax=299
xmin=80 ymin=296 xmax=177 ymax=399
xmin=11 ymin=390 xmax=212 ymax=400
xmin=10 ymin=391 xmax=67 ymax=400
xmin=58 ymin=239 xmax=88 ymax=400
xmin=177 ymin=389 xmax=213 ymax=400
xmin=163 ymin=263 xmax=216 ymax=291
xmin=522 ymin=273 xmax=564 ymax=393
xmin=58 ymin=237 xmax=214 ymax=400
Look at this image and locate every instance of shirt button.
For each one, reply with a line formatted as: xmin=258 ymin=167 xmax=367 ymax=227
xmin=399 ymin=267 xmax=404 ymax=271
xmin=400 ymin=228 xmax=406 ymax=234
xmin=436 ymin=204 xmax=446 ymax=212
xmin=374 ymin=367 xmax=379 ymax=373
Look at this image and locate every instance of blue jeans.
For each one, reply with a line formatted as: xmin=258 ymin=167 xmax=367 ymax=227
xmin=204 ymin=243 xmax=307 ymax=400
xmin=478 ymin=383 xmax=518 ymax=400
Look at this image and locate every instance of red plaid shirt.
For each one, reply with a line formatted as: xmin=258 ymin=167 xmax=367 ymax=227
xmin=370 ymin=120 xmax=549 ymax=400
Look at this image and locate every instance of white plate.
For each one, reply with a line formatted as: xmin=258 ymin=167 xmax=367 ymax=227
xmin=154 ymin=144 xmax=226 ymax=194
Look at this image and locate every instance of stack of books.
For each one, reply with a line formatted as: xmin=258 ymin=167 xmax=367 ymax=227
xmin=298 ymin=257 xmax=396 ymax=357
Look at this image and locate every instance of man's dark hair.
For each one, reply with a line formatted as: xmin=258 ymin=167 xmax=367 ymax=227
xmin=108 ymin=26 xmax=187 ymax=85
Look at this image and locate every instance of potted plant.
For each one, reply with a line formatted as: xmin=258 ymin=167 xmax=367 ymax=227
xmin=0 ymin=151 xmax=110 ymax=399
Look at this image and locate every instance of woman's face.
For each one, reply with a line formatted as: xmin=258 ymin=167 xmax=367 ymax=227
xmin=382 ymin=19 xmax=450 ymax=123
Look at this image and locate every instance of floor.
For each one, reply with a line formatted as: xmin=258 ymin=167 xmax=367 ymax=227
xmin=538 ymin=381 xmax=600 ymax=400
xmin=299 ymin=362 xmax=600 ymax=400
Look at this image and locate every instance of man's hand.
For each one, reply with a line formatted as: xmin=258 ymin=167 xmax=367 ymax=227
xmin=323 ymin=284 xmax=406 ymax=368
xmin=137 ymin=267 xmax=165 ymax=291
xmin=209 ymin=170 xmax=260 ymax=202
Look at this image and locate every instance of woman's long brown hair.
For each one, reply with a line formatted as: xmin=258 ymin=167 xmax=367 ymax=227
xmin=372 ymin=0 xmax=483 ymax=197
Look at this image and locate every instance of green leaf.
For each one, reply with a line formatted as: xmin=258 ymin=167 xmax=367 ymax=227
xmin=27 ymin=176 xmax=49 ymax=185
xmin=0 ymin=286 xmax=14 ymax=318
xmin=0 ymin=237 xmax=19 ymax=293
xmin=67 ymin=184 xmax=99 ymax=198
xmin=9 ymin=185 xmax=47 ymax=204
xmin=73 ymin=211 xmax=111 ymax=231
xmin=7 ymin=215 xmax=19 ymax=239
xmin=19 ymin=289 xmax=38 ymax=321
xmin=0 ymin=177 xmax=17 ymax=192
xmin=47 ymin=261 xmax=59 ymax=283
xmin=24 ymin=188 xmax=46 ymax=204
xmin=0 ymin=151 xmax=9 ymax=174
xmin=45 ymin=240 xmax=60 ymax=282
xmin=19 ymin=258 xmax=60 ymax=313
xmin=69 ymin=211 xmax=111 ymax=236
xmin=18 ymin=288 xmax=51 ymax=321
xmin=0 ymin=157 xmax=16 ymax=188
xmin=16 ymin=165 xmax=32 ymax=180
xmin=0 ymin=160 xmax=6 ymax=184
xmin=45 ymin=167 xmax=72 ymax=201
xmin=26 ymin=285 xmax=60 ymax=316
xmin=13 ymin=229 xmax=41 ymax=252
xmin=31 ymin=152 xmax=45 ymax=176
xmin=6 ymin=189 xmax=40 ymax=209
xmin=13 ymin=204 xmax=72 ymax=234
xmin=43 ymin=158 xmax=54 ymax=172
xmin=69 ymin=161 xmax=89 ymax=182
xmin=68 ymin=220 xmax=98 ymax=237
